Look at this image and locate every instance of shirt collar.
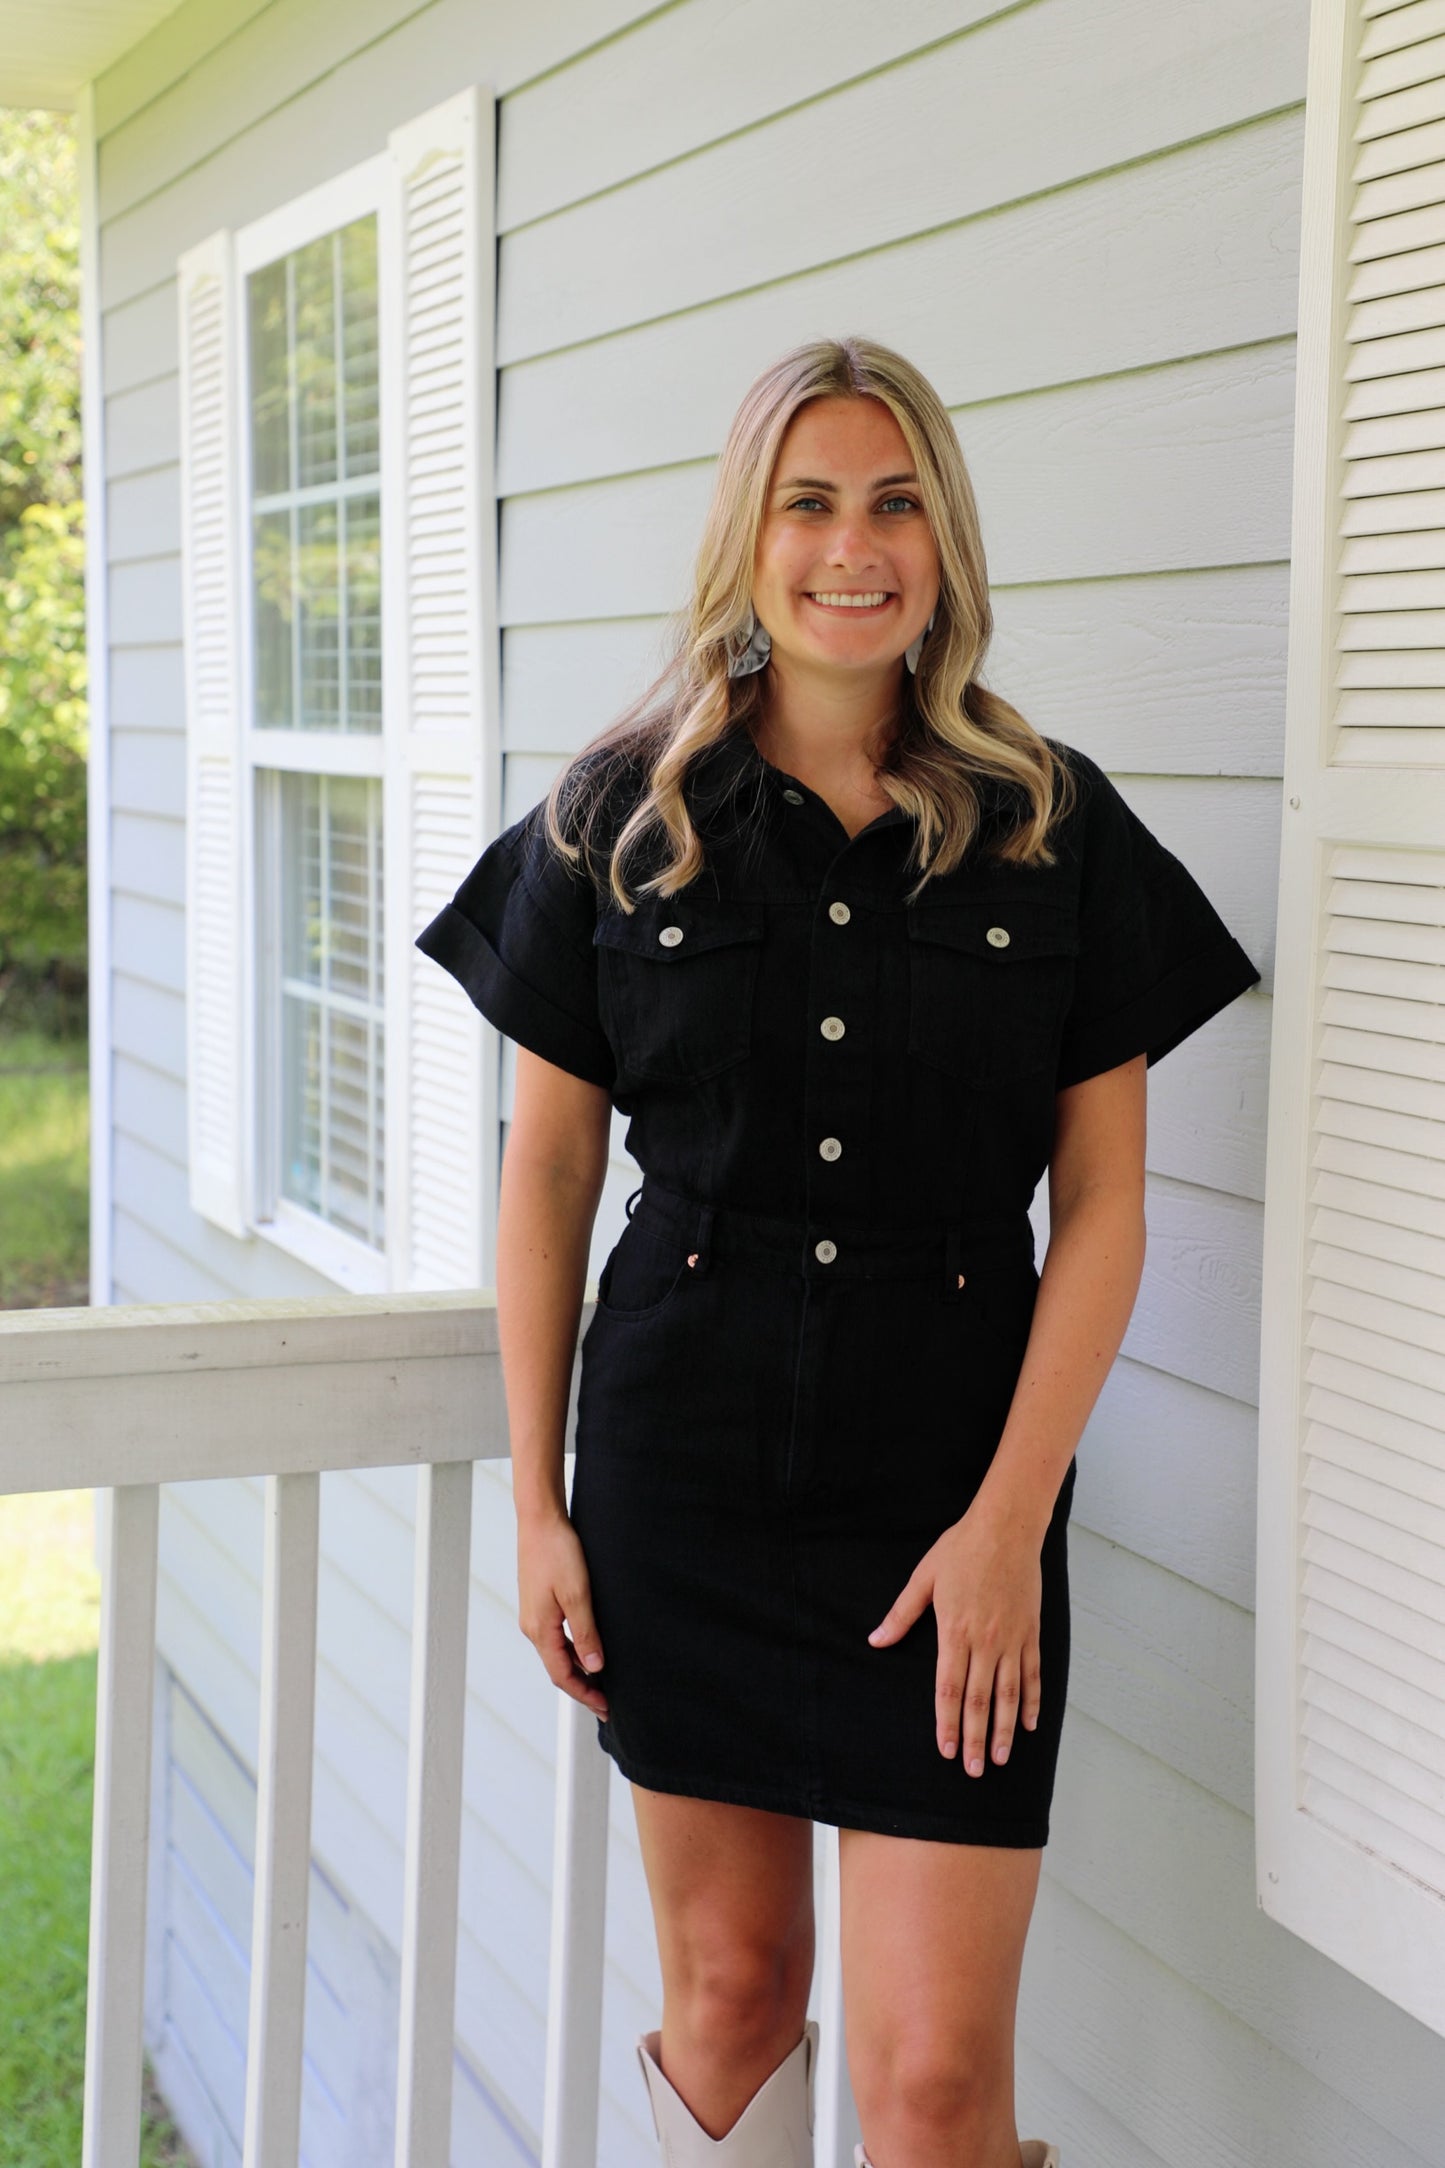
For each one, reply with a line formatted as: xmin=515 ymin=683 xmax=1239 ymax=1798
xmin=691 ymin=725 xmax=915 ymax=835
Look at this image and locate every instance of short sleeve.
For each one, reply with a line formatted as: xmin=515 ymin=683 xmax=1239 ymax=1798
xmin=414 ymin=798 xmax=615 ymax=1090
xmin=1054 ymin=752 xmax=1263 ymax=1090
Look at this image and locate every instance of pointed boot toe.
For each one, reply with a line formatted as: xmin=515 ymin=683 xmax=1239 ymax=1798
xmin=636 ymin=2019 xmax=819 ymax=2163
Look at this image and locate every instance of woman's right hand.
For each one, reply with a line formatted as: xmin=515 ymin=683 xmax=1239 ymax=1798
xmin=517 ymin=1508 xmax=609 ymax=1720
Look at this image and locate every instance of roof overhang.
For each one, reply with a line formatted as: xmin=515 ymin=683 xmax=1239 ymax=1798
xmin=2 ymin=0 xmax=184 ymax=112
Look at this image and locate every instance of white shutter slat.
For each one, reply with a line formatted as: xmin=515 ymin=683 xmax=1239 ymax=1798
xmin=1298 ymin=1762 xmax=1445 ymax=1894
xmin=1308 ymin=1634 xmax=1445 ymax=1750
xmin=178 ymin=230 xmax=250 ymax=1240
xmin=381 ymin=90 xmax=500 ymax=1295
xmin=1303 ymin=1563 xmax=1445 ymax=1673
xmin=1342 ymin=6 xmax=1445 ymax=764
xmin=1260 ymin=0 xmax=1445 ymax=2038
xmin=1303 ymin=1589 xmax=1445 ymax=1707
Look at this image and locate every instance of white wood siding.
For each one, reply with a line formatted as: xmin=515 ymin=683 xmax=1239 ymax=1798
xmin=88 ymin=0 xmax=1445 ymax=2162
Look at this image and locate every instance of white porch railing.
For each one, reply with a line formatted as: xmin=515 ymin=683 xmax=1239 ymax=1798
xmin=0 ymin=1292 xmax=853 ymax=2168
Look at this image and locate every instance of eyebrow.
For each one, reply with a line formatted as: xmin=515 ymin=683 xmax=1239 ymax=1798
xmin=775 ymin=473 xmax=919 ymax=491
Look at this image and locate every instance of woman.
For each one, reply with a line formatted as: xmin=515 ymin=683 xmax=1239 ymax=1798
xmin=417 ymin=337 xmax=1261 ymax=2168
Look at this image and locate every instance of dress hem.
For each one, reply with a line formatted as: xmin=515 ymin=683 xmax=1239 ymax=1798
xmin=596 ymin=1728 xmax=1050 ymax=1849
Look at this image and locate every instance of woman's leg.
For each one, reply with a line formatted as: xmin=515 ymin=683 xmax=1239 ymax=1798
xmin=839 ymin=1828 xmax=1042 ymax=2168
xmin=631 ymin=1784 xmax=817 ymax=2138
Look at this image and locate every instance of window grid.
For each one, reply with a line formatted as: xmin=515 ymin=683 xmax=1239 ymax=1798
xmin=278 ymin=772 xmax=385 ymax=1249
xmin=250 ymin=219 xmax=380 ymax=739
xmin=246 ymin=205 xmax=386 ymax=1265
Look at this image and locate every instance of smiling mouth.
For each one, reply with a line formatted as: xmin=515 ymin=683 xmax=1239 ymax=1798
xmin=804 ymin=591 xmax=896 ymax=612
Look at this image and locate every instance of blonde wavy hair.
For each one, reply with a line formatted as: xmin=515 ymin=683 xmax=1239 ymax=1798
xmin=543 ymin=336 xmax=1077 ymax=909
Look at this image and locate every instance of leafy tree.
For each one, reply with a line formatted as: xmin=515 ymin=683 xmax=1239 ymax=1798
xmin=0 ymin=110 xmax=87 ymax=1013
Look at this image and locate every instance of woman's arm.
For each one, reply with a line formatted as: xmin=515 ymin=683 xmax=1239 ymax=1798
xmin=500 ymin=1045 xmax=614 ymax=1714
xmin=866 ymin=1053 xmax=1148 ymax=1773
xmin=971 ymin=1049 xmax=1149 ymax=1544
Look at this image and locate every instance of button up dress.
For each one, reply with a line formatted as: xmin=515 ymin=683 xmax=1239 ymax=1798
xmin=416 ymin=729 xmax=1262 ymax=1845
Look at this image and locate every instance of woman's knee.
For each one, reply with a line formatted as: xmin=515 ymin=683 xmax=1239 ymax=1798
xmin=668 ymin=1922 xmax=813 ymax=2044
xmin=854 ymin=2037 xmax=1007 ymax=2141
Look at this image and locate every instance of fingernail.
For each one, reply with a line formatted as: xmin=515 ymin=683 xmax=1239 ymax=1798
xmin=583 ymin=1652 xmax=602 ymax=1671
xmin=967 ymin=1756 xmax=983 ymax=1776
xmin=942 ymin=1739 xmax=957 ymax=1757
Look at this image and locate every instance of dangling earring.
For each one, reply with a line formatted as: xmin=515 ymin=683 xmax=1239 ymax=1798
xmin=725 ymin=605 xmax=772 ymax=678
xmin=904 ymin=609 xmax=937 ymax=676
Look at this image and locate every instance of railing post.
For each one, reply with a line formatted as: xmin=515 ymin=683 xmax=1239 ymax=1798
xmin=242 ymin=1470 xmax=321 ymax=2168
xmin=541 ymin=1692 xmax=610 ymax=2168
xmin=394 ymin=1457 xmax=474 ymax=2168
xmin=81 ymin=1483 xmax=160 ymax=2168
xmin=811 ymin=1824 xmax=857 ymax=2168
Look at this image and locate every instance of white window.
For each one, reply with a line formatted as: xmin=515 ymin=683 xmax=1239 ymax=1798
xmin=178 ymin=89 xmax=501 ymax=1296
xmin=244 ymin=183 xmax=388 ymax=1280
xmin=1258 ymin=0 xmax=1445 ymax=2038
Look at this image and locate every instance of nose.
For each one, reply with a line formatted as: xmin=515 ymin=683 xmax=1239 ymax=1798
xmin=824 ymin=518 xmax=884 ymax=571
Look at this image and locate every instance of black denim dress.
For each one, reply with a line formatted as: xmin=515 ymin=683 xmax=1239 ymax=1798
xmin=416 ymin=729 xmax=1262 ymax=1846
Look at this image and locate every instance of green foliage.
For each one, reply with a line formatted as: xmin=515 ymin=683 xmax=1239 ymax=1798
xmin=0 ymin=501 xmax=88 ymax=977
xmin=0 ymin=1025 xmax=89 ymax=1308
xmin=0 ymin=112 xmax=88 ymax=999
xmin=0 ymin=1492 xmax=197 ymax=2165
xmin=0 ymin=112 xmax=80 ymax=527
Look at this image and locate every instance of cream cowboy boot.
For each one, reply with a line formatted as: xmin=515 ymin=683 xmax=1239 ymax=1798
xmin=637 ymin=2019 xmax=819 ymax=2164
xmin=855 ymin=2140 xmax=1059 ymax=2167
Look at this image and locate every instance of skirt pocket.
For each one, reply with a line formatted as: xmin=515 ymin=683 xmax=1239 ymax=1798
xmin=595 ymin=1215 xmax=694 ymax=1324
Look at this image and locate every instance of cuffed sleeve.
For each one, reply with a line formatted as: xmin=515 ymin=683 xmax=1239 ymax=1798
xmin=415 ymin=799 xmax=616 ymax=1090
xmin=1054 ymin=753 xmax=1262 ymax=1090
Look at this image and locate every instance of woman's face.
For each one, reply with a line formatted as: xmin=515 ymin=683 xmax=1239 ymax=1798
xmin=751 ymin=394 xmax=941 ymax=688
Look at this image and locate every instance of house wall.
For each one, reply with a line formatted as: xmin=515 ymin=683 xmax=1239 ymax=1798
xmin=89 ymin=0 xmax=1445 ymax=2164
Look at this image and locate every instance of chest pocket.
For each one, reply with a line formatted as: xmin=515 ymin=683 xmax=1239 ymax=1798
xmin=595 ymin=896 xmax=765 ymax=1083
xmin=907 ymin=895 xmax=1080 ymax=1086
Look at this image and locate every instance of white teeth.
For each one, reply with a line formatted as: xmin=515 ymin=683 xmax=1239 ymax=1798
xmin=808 ymin=592 xmax=890 ymax=608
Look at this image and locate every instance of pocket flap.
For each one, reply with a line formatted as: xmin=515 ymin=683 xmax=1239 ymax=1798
xmin=906 ymin=897 xmax=1080 ymax=961
xmin=594 ymin=897 xmax=765 ymax=960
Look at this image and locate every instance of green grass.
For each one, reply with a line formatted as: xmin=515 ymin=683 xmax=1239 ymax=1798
xmin=0 ymin=1441 xmax=197 ymax=2153
xmin=0 ymin=1025 xmax=90 ymax=1309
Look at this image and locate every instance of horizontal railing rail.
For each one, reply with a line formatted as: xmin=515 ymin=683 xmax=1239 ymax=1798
xmin=0 ymin=1292 xmax=611 ymax=2168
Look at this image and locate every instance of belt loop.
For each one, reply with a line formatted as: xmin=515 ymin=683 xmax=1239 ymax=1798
xmin=625 ymin=1183 xmax=643 ymax=1221
xmin=688 ymin=1202 xmax=716 ymax=1276
xmin=944 ymin=1224 xmax=966 ymax=1299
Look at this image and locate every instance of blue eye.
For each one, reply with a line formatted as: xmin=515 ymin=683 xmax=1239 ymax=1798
xmin=784 ymin=494 xmax=920 ymax=514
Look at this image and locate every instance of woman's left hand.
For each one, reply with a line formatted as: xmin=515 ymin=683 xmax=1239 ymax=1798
xmin=866 ymin=1502 xmax=1043 ymax=1773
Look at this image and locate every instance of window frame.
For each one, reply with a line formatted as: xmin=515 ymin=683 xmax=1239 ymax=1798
xmin=234 ymin=155 xmax=390 ymax=1295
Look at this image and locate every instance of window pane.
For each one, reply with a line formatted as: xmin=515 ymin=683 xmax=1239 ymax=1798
xmin=248 ymin=212 xmax=380 ymax=734
xmin=253 ymin=509 xmax=294 ymax=728
xmin=293 ymin=233 xmax=339 ymax=491
xmin=249 ymin=259 xmax=290 ymax=497
xmin=278 ymin=772 xmax=384 ymax=1249
xmin=297 ymin=500 xmax=341 ymax=731
xmin=346 ymin=494 xmax=382 ymax=730
xmin=341 ymin=219 xmax=379 ymax=480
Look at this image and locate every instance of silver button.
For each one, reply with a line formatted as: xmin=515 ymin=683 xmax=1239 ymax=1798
xmin=814 ymin=1238 xmax=837 ymax=1263
xmin=828 ymin=900 xmax=851 ymax=924
xmin=820 ymin=1015 xmax=845 ymax=1040
xmin=659 ymin=925 xmax=684 ymax=947
xmin=819 ymin=1136 xmax=842 ymax=1161
xmin=782 ymin=788 xmax=805 ymax=805
xmin=986 ymin=925 xmax=1010 ymax=948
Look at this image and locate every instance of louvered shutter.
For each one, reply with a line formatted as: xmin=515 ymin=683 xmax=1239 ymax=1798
xmin=380 ymin=88 xmax=501 ymax=1293
xmin=1258 ymin=0 xmax=1445 ymax=2038
xmin=178 ymin=229 xmax=251 ymax=1239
